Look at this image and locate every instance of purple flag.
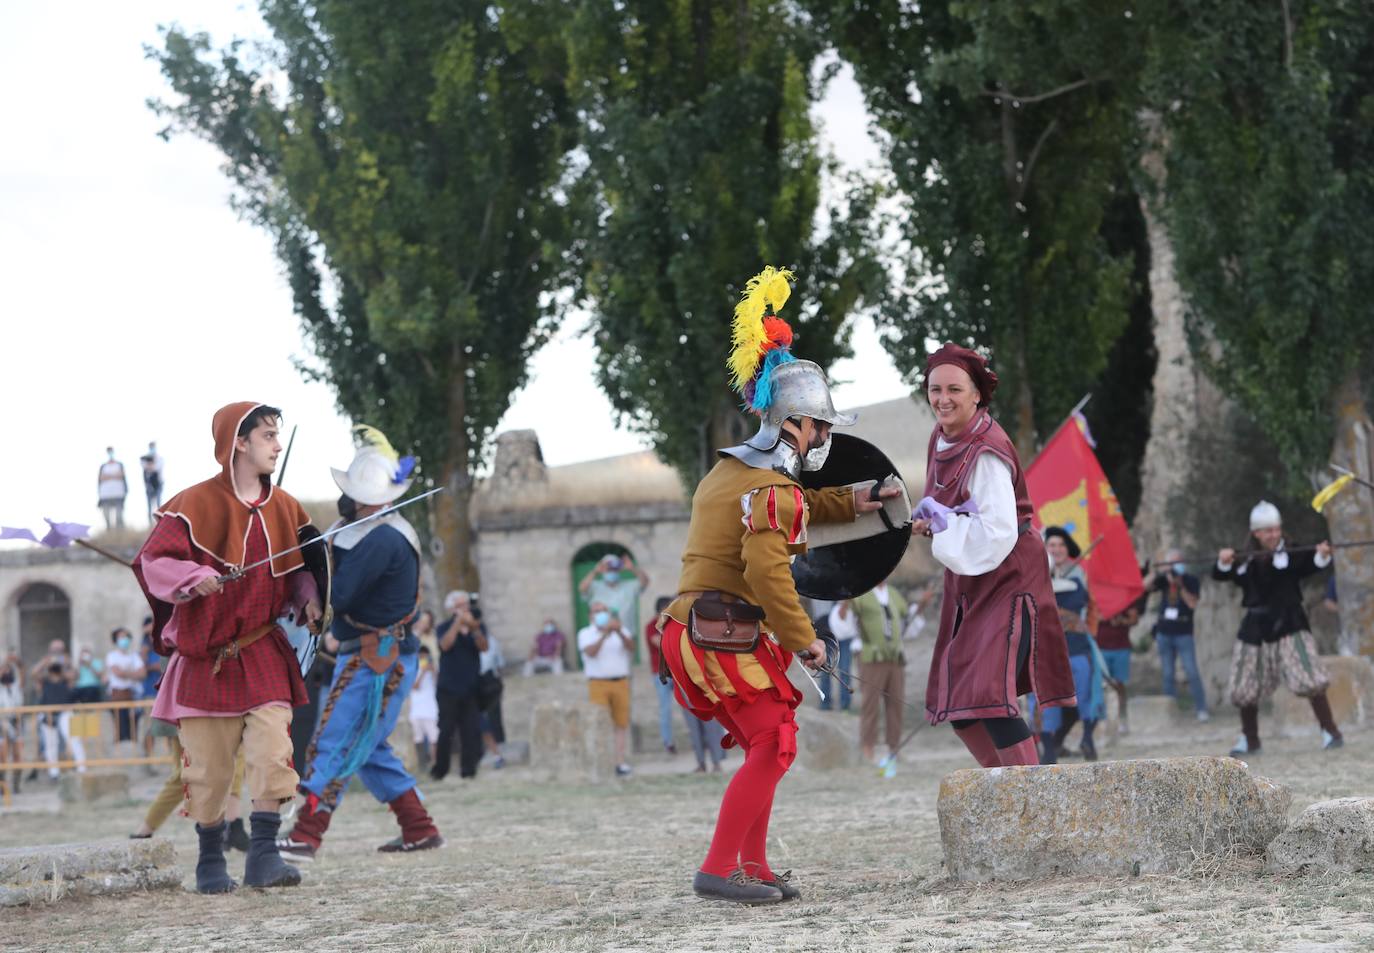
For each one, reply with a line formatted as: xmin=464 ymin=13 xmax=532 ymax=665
xmin=0 ymin=526 xmax=39 ymax=542
xmin=912 ymin=495 xmax=980 ymax=535
xmin=39 ymin=518 xmax=91 ymax=548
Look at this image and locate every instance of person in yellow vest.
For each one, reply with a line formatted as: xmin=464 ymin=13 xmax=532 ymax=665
xmin=850 ymin=575 xmax=909 ymax=769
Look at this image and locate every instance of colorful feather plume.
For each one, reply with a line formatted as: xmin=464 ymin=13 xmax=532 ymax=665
xmin=728 ymin=266 xmax=797 ymax=413
xmin=353 ymin=423 xmax=415 ymax=483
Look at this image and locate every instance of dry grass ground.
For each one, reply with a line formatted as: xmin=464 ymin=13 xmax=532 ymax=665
xmin=3 ymin=713 xmax=1373 ymax=952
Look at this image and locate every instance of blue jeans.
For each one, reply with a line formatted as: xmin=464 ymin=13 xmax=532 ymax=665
xmin=1035 ymin=653 xmax=1098 ymax=733
xmin=653 ymin=676 xmax=677 ymax=748
xmin=301 ymin=651 xmax=420 ymax=809
xmin=682 ymin=709 xmax=725 ymax=766
xmin=817 ymin=639 xmax=854 ymax=710
xmin=1157 ymin=633 xmax=1208 ymax=713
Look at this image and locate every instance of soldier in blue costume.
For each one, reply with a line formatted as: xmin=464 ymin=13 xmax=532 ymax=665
xmin=278 ymin=426 xmax=445 ymax=861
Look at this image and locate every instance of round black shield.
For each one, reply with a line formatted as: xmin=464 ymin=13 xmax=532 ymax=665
xmin=791 ymin=433 xmax=911 ymax=601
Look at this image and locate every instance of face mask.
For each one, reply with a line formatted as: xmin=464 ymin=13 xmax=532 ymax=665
xmin=117 ymin=637 xmax=132 ymax=650
xmin=802 ymin=433 xmax=832 ymax=472
xmin=337 ymin=494 xmax=358 ymax=521
xmin=601 ymin=571 xmax=619 ymax=584
xmin=543 ymin=623 xmax=555 ymax=634
xmin=1172 ymin=562 xmax=1186 ymax=576
xmin=593 ymin=610 xmax=611 ymax=628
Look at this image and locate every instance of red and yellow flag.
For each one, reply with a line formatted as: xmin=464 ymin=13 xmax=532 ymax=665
xmin=1025 ymin=413 xmax=1143 ymax=617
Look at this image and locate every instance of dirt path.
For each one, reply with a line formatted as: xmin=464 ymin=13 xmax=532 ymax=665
xmin=4 ymin=729 xmax=1373 ymax=952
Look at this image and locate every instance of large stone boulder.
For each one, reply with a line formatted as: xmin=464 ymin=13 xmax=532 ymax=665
xmin=1272 ymin=656 xmax=1374 ymax=737
xmin=0 ymin=840 xmax=180 ymax=906
xmin=1265 ymin=797 xmax=1374 ymax=875
xmin=938 ymin=756 xmax=1291 ymax=882
xmin=529 ymin=702 xmax=616 ymax=783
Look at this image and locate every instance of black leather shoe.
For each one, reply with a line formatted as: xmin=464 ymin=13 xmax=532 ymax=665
xmin=764 ymin=870 xmax=800 ymax=901
xmin=692 ymin=869 xmax=783 ymax=905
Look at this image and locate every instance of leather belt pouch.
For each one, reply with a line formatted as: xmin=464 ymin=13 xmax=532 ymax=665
xmin=688 ymin=598 xmax=765 ymax=654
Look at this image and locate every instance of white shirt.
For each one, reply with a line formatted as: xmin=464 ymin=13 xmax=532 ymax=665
xmin=930 ymin=443 xmax=1019 ymax=577
xmin=98 ymin=460 xmax=126 ymax=501
xmin=105 ymin=648 xmax=143 ymax=690
xmin=578 ymin=623 xmax=632 ymax=679
xmin=827 ymin=603 xmax=860 ymax=642
xmin=410 ymin=667 xmax=438 ymax=722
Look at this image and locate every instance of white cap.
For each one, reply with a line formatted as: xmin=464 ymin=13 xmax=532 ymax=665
xmin=331 ymin=447 xmax=413 ymax=506
xmin=1249 ymin=500 xmax=1282 ymax=531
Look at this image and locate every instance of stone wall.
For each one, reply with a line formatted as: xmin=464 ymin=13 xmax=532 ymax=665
xmin=473 ymin=505 xmax=691 ymax=664
xmin=0 ymin=547 xmax=148 ymax=671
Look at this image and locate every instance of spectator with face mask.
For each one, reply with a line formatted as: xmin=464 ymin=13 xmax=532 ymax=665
xmin=578 ymin=600 xmax=634 ymax=776
xmin=579 ymin=554 xmax=649 ymax=645
xmin=524 ymin=619 xmax=567 ymax=676
xmin=105 ymin=627 xmax=146 ymax=748
xmin=1150 ymin=549 xmax=1209 ymax=722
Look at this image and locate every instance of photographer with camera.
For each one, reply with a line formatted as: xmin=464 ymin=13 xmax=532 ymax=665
xmin=28 ymin=640 xmax=86 ymax=778
xmin=430 ymin=590 xmax=488 ymax=782
xmin=1149 ymin=548 xmax=1209 ymax=722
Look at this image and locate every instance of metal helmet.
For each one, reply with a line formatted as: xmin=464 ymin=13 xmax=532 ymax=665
xmin=744 ymin=360 xmax=857 ymax=452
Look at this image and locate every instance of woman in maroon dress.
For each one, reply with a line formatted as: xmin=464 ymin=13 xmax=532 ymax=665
xmin=911 ymin=344 xmax=1076 ymax=767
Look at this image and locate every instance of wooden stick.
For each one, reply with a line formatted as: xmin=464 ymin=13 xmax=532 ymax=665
xmin=0 ymin=756 xmax=174 ymax=772
xmin=74 ymin=537 xmax=133 ymax=568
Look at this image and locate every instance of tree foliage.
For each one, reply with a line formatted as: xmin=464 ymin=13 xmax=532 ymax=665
xmin=1139 ymin=0 xmax=1374 ymax=484
xmin=566 ymin=0 xmax=888 ymax=484
xmin=803 ymin=0 xmax=1145 ymax=453
xmin=149 ymin=0 xmax=578 ymax=586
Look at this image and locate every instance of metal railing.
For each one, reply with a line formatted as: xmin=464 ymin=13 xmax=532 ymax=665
xmin=0 ymin=698 xmax=176 ymax=807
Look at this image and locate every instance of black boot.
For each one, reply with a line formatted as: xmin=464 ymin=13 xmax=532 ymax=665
xmin=1080 ymin=720 xmax=1098 ymax=762
xmin=224 ymin=817 xmax=251 ymax=853
xmin=195 ymin=822 xmax=238 ymax=894
xmin=1039 ymin=732 xmax=1058 ymax=765
xmin=243 ymin=812 xmax=302 ymax=888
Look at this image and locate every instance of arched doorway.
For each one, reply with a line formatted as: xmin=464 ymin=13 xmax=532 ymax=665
xmin=18 ymin=583 xmax=71 ymax=671
xmin=570 ymin=541 xmax=642 ymax=665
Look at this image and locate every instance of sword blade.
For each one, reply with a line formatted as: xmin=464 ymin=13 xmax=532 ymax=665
xmin=218 ymin=485 xmax=445 ymax=582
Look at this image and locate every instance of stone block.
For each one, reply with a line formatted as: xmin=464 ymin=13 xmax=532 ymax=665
xmin=792 ymin=711 xmax=861 ymax=773
xmin=58 ymin=771 xmax=129 ymax=805
xmin=938 ymin=756 xmax=1291 ymax=882
xmin=0 ymin=839 xmax=180 ymax=906
xmin=1272 ymin=656 xmax=1374 ymax=737
xmin=529 ymin=702 xmax=616 ymax=783
xmin=1265 ymin=797 xmax=1374 ymax=875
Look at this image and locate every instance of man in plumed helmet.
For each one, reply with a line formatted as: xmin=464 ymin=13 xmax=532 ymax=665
xmin=657 ymin=267 xmax=899 ymax=905
xmin=277 ymin=426 xmax=444 ymax=862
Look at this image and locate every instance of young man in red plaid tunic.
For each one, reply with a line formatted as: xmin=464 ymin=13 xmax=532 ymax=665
xmin=134 ymin=402 xmax=321 ymax=893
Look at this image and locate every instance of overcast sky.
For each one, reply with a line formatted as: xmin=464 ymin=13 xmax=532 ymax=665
xmin=0 ymin=2 xmax=910 ymax=537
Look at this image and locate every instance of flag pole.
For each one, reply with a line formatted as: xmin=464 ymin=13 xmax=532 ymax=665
xmin=1026 ymin=393 xmax=1093 ymax=470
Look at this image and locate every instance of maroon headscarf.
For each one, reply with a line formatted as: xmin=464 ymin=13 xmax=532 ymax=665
xmin=925 ymin=343 xmax=999 ymax=406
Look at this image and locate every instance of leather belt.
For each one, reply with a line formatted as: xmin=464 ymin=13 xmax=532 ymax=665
xmin=213 ymin=622 xmax=276 ymax=675
xmin=678 ymin=589 xmax=745 ymax=604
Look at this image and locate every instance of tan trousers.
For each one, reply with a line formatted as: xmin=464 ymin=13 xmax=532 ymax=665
xmin=143 ymin=737 xmax=247 ymax=832
xmin=859 ymin=660 xmax=905 ymax=752
xmin=178 ymin=706 xmax=297 ymax=825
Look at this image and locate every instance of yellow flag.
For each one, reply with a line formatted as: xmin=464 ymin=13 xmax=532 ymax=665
xmin=1311 ymin=473 xmax=1353 ymax=513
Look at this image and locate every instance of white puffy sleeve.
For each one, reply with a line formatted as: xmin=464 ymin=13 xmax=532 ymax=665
xmin=930 ymin=452 xmax=1020 ymax=577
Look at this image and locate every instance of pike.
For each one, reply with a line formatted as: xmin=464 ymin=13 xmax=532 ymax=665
xmin=214 ymin=485 xmax=445 ymax=584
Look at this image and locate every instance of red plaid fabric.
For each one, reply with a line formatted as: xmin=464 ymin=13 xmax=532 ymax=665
xmin=140 ymin=514 xmax=306 ymax=712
